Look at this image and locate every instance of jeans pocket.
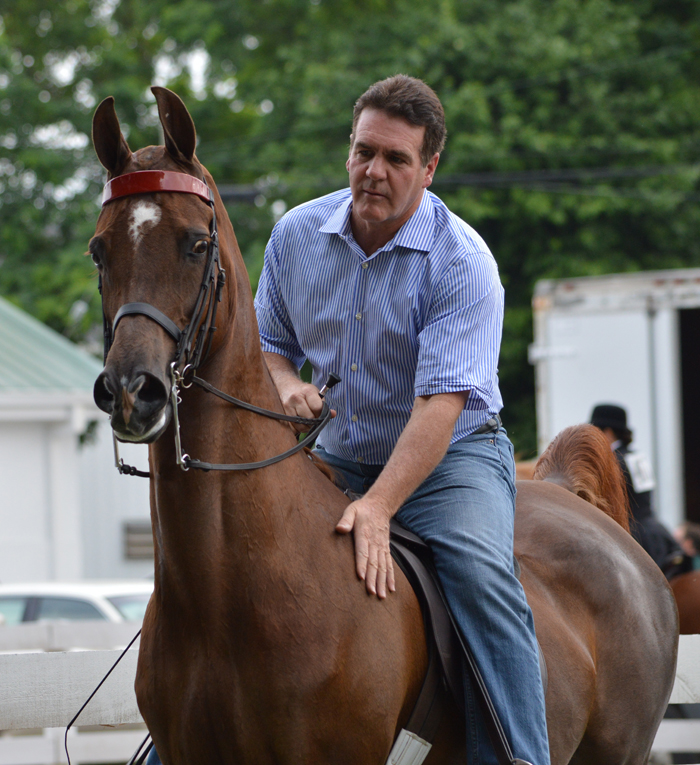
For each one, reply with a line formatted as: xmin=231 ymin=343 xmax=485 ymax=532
xmin=494 ymin=433 xmax=517 ymax=500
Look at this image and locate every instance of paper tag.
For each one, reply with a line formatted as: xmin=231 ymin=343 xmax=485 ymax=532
xmin=385 ymin=729 xmax=432 ymax=765
xmin=623 ymin=452 xmax=656 ymax=493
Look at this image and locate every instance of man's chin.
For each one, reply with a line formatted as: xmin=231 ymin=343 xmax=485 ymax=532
xmin=353 ymin=199 xmax=391 ymax=224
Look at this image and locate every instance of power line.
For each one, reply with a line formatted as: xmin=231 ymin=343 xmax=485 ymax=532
xmin=217 ymin=163 xmax=700 ymax=202
xmin=436 ymin=164 xmax=700 ymax=187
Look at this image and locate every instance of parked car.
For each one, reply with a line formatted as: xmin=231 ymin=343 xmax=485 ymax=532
xmin=0 ymin=580 xmax=153 ymax=625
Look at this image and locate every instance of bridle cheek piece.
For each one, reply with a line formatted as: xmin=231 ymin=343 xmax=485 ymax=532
xmin=99 ymin=170 xmax=337 ymax=478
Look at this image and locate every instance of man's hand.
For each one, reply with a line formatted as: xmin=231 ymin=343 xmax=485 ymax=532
xmin=334 ymin=391 xmax=469 ymax=599
xmin=277 ymin=379 xmax=328 ymax=434
xmin=336 ymin=496 xmax=396 ymax=599
xmin=263 ymin=352 xmax=335 ymax=434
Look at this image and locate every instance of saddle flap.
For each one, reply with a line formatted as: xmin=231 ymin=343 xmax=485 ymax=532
xmin=390 ymin=521 xmax=465 ymax=714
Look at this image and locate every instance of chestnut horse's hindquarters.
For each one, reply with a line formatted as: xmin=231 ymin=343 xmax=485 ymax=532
xmin=523 ymin=423 xmax=678 ymax=763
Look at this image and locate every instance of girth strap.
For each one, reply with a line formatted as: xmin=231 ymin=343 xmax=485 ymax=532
xmin=112 ymin=302 xmax=182 ymax=344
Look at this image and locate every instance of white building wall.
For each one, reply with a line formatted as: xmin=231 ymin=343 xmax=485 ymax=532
xmin=0 ymin=397 xmax=152 ymax=584
xmin=0 ymin=422 xmax=53 ymax=582
xmin=78 ymin=415 xmax=152 ymax=580
xmin=47 ymin=421 xmax=84 ymax=580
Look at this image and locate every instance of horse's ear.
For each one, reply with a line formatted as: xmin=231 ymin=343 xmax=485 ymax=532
xmin=151 ymin=86 xmax=197 ymax=163
xmin=92 ymin=96 xmax=132 ymax=176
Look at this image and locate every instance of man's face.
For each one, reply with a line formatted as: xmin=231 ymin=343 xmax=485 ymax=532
xmin=346 ymin=108 xmax=439 ymax=232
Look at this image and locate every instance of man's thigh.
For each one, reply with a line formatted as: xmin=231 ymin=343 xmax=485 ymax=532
xmin=396 ymin=430 xmax=517 ymax=572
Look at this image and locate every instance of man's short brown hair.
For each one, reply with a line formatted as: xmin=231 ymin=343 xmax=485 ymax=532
xmin=351 ymin=75 xmax=447 ymax=166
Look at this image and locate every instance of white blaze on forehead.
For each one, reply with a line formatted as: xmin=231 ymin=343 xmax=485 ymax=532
xmin=129 ymin=201 xmax=161 ymax=244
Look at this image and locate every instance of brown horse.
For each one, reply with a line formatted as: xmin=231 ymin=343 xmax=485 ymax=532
xmin=523 ymin=440 xmax=700 ymax=635
xmin=670 ymin=571 xmax=700 ymax=634
xmin=90 ymin=87 xmax=677 ymax=765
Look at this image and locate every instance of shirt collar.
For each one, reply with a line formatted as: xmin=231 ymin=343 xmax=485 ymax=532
xmin=318 ymin=190 xmax=436 ymax=254
xmin=319 ymin=194 xmax=353 ymax=236
xmin=389 ymin=190 xmax=435 ymax=253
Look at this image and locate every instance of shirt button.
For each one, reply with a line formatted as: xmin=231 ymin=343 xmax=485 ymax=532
xmin=355 ymin=312 xmax=362 ymax=320
xmin=361 ymin=262 xmax=368 ymax=269
xmin=351 ymin=414 xmax=358 ymax=422
xmin=351 ymin=363 xmax=357 ymax=371
xmin=357 ymin=456 xmax=364 ymax=463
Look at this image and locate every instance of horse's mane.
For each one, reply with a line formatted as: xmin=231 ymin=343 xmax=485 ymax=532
xmin=533 ymin=424 xmax=631 ymax=532
xmin=304 ymin=448 xmax=338 ymax=483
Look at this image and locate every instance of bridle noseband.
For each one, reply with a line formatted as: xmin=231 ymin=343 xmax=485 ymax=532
xmin=99 ymin=170 xmax=336 ymax=478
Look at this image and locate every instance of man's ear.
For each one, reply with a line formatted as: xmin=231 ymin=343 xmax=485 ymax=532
xmin=422 ymin=153 xmax=440 ymax=188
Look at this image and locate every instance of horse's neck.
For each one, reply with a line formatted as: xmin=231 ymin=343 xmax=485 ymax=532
xmin=148 ymin=259 xmax=342 ymax=617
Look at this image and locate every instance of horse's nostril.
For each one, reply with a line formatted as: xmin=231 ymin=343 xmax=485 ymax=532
xmin=94 ymin=373 xmax=115 ymax=414
xmin=132 ymin=373 xmax=169 ymax=417
xmin=138 ymin=374 xmax=167 ymax=404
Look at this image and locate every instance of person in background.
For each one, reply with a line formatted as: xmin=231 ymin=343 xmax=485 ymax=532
xmin=590 ymin=403 xmax=686 ymax=576
xmin=674 ymin=521 xmax=700 ymax=571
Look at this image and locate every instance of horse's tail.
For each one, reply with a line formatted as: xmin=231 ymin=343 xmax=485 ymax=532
xmin=532 ymin=424 xmax=631 ymax=533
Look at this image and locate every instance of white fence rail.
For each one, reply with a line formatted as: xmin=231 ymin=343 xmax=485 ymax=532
xmin=0 ymin=622 xmax=143 ymax=765
xmin=0 ymin=622 xmax=140 ymax=655
xmin=0 ymin=629 xmax=699 ymax=763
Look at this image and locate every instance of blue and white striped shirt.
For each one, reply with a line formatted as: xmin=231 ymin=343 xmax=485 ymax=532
xmin=254 ymin=188 xmax=504 ymax=465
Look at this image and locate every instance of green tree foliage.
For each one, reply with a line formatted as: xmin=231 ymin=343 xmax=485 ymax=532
xmin=2 ymin=0 xmax=700 ymax=453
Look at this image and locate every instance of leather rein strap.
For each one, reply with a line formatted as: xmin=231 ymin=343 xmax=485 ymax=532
xmin=100 ymin=170 xmax=335 ymax=477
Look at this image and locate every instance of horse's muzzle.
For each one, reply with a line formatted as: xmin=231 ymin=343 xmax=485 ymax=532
xmin=94 ymin=369 xmax=171 ymax=442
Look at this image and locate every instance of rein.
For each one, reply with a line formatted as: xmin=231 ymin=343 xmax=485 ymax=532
xmin=99 ymin=170 xmax=337 ymax=478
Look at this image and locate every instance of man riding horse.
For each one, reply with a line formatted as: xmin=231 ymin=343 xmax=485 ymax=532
xmin=254 ymin=74 xmax=550 ymax=765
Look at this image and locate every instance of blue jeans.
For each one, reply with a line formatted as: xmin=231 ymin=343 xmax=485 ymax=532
xmin=316 ymin=430 xmax=550 ymax=765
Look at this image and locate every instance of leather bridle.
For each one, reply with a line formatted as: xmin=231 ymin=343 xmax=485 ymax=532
xmin=99 ymin=170 xmax=336 ymax=477
xmin=100 ymin=170 xmax=224 ymax=372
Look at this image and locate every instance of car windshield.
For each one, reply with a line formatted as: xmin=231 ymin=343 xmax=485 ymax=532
xmin=0 ymin=597 xmax=27 ymax=626
xmin=107 ymin=593 xmax=151 ymax=621
xmin=36 ymin=597 xmax=105 ymax=621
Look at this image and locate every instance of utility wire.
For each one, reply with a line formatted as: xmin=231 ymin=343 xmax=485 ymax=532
xmin=217 ymin=163 xmax=700 ymax=202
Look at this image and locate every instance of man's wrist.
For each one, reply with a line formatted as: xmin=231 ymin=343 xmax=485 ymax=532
xmin=362 ymin=488 xmax=398 ymax=522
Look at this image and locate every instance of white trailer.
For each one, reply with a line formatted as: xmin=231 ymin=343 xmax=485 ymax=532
xmin=529 ymin=267 xmax=700 ymax=531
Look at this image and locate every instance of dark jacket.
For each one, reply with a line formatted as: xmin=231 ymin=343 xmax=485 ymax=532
xmin=614 ymin=444 xmax=683 ymax=572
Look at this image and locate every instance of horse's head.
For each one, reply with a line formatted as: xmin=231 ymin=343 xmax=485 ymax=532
xmin=91 ymin=87 xmax=226 ymax=443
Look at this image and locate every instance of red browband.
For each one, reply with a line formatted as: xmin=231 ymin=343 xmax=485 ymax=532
xmin=102 ymin=170 xmax=213 ymax=206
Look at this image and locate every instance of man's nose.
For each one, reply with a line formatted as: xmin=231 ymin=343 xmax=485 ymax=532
xmin=366 ymin=156 xmax=387 ymax=180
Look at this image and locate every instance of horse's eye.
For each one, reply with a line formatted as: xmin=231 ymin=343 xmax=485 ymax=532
xmin=91 ymin=251 xmax=102 ymax=268
xmin=191 ymin=239 xmax=208 ymax=255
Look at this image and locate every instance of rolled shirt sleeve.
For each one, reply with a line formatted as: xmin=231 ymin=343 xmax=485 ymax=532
xmin=254 ymin=224 xmax=307 ymax=370
xmin=414 ymin=252 xmax=503 ymax=411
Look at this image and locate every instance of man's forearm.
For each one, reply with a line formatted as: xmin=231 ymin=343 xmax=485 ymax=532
xmin=263 ymin=351 xmax=301 ymax=390
xmin=335 ymin=390 xmax=468 ymax=598
xmin=364 ymin=391 xmax=469 ymax=518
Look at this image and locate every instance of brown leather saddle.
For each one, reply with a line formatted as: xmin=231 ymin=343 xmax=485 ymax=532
xmin=389 ymin=519 xmax=547 ymax=764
